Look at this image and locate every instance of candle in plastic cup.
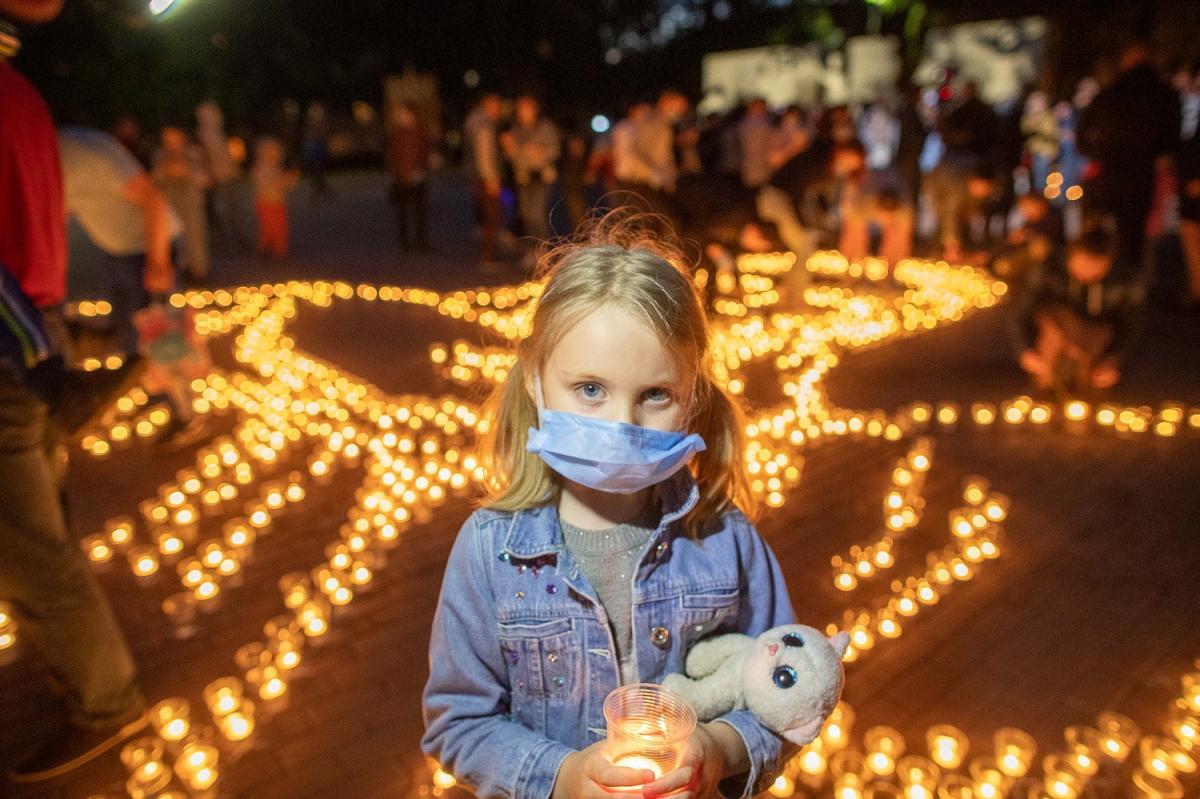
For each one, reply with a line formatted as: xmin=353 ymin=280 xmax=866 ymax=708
xmin=605 ymin=683 xmax=696 ymax=782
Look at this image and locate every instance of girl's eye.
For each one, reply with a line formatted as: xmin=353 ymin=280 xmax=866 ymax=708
xmin=576 ymin=383 xmax=605 ymax=402
xmin=643 ymin=387 xmax=673 ymax=405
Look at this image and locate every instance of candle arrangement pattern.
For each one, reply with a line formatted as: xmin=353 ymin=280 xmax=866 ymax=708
xmin=27 ymin=250 xmax=1194 ymax=797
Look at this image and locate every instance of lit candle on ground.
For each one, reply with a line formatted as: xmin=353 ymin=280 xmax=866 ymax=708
xmin=127 ymin=545 xmax=159 ymax=578
xmin=1096 ymin=712 xmax=1139 ymax=761
xmin=994 ymin=727 xmax=1036 ymax=777
xmin=219 ymin=699 xmax=255 ymax=742
xmin=174 ymin=742 xmax=219 ymax=791
xmin=148 ymin=697 xmax=190 ymax=742
xmin=203 ymin=677 xmax=243 ymax=718
xmin=864 ymin=726 xmax=905 ymax=777
xmin=1129 ymin=767 xmax=1185 ymax=799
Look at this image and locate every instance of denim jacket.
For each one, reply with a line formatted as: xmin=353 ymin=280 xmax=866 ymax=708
xmin=421 ymin=472 xmax=796 ymax=799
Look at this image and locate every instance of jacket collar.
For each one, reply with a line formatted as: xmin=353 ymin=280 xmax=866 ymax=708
xmin=500 ymin=470 xmax=701 ymax=560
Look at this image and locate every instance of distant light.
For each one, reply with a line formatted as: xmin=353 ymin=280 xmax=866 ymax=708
xmin=149 ymin=0 xmax=179 ymax=15
xmin=591 ymin=115 xmax=611 ymax=134
xmin=352 ymin=101 xmax=376 ymax=125
xmin=463 ymin=69 xmax=480 ymax=88
xmin=1065 ymin=185 xmax=1083 ymax=202
xmin=713 ymin=0 xmax=732 ymax=20
xmin=604 ymin=48 xmax=622 ymax=66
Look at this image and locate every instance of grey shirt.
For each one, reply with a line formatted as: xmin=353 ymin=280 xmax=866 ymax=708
xmin=559 ymin=512 xmax=657 ymax=685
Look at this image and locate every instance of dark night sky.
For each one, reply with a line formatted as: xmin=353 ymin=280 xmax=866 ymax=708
xmin=10 ymin=0 xmax=1196 ymax=135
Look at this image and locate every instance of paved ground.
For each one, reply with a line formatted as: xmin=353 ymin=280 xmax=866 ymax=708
xmin=2 ymin=171 xmax=1199 ymax=798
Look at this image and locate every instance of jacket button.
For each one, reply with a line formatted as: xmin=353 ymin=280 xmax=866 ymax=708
xmin=651 ymin=627 xmax=671 ymax=648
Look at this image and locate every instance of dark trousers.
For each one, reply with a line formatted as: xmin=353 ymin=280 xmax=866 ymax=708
xmin=391 ymin=181 xmax=428 ymax=249
xmin=0 ymin=369 xmax=142 ymax=728
xmin=103 ymin=252 xmax=151 ymax=355
xmin=473 ymin=180 xmax=502 ymax=261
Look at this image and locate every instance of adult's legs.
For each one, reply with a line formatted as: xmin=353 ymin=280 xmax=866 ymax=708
xmin=0 ymin=370 xmax=142 ymax=728
xmin=517 ymin=181 xmax=550 ymax=240
xmin=473 ymin=180 xmax=501 ymax=261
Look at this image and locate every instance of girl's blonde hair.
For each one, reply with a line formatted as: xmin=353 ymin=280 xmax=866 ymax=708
xmin=480 ymin=212 xmax=756 ymax=536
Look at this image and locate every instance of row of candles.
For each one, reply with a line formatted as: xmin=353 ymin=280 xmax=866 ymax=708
xmin=118 ymin=675 xmax=267 ymax=797
xmin=828 ymin=472 xmax=1007 ymax=665
xmin=832 ymin=437 xmax=934 ymax=591
xmin=761 ymin=679 xmax=1199 ymax=799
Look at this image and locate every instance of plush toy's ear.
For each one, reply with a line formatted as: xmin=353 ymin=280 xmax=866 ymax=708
xmin=828 ymin=631 xmax=851 ymax=658
xmin=781 ymin=717 xmax=825 ymax=746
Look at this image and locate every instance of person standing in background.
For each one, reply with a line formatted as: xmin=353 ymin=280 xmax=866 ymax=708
xmin=152 ymin=126 xmax=210 ymax=285
xmin=737 ymin=98 xmax=774 ymax=189
xmin=501 ymin=95 xmax=560 ymax=241
xmin=251 ymin=136 xmax=300 ymax=260
xmin=195 ymin=100 xmax=245 ymax=252
xmin=58 ymin=126 xmax=180 ymax=354
xmin=1077 ymin=40 xmax=1180 ymax=278
xmin=1 ymin=0 xmax=149 ymax=783
xmin=464 ymin=93 xmax=505 ymax=269
xmin=385 ymin=102 xmax=432 ymax=251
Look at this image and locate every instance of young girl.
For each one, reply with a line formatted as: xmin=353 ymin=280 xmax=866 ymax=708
xmin=422 ymin=219 xmax=796 ymax=799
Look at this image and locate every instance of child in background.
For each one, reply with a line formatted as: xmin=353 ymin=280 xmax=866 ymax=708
xmin=251 ymin=136 xmax=299 ymax=259
xmin=1011 ymin=226 xmax=1144 ymax=392
xmin=422 ymin=216 xmax=796 ymax=799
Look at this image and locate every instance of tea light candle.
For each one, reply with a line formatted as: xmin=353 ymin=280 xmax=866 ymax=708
xmin=604 ymin=683 xmax=696 ymax=779
xmin=769 ymin=774 xmax=796 ymax=797
xmin=203 ymin=677 xmax=244 ymax=718
xmin=256 ymin=665 xmax=288 ymax=700
xmin=1182 ymin=672 xmax=1200 ymax=714
xmin=936 ymin=775 xmax=974 ymax=799
xmin=155 ymin=529 xmax=184 ymax=557
xmin=149 ymin=697 xmax=190 ymax=741
xmin=177 ymin=558 xmax=206 ymax=588
xmin=120 ymin=735 xmax=170 ymax=795
xmin=1129 ymin=768 xmax=1184 ymax=799
xmin=174 ymin=742 xmax=219 ymax=791
xmin=864 ymin=726 xmax=905 ymax=777
xmin=219 ymin=699 xmax=255 ymax=742
xmin=897 ymin=755 xmax=940 ymax=787
xmin=962 ymin=476 xmax=990 ymax=506
xmin=1041 ymin=753 xmax=1081 ymax=799
xmin=127 ymin=545 xmax=159 ymax=578
xmin=161 ymin=592 xmax=197 ymax=628
xmin=82 ymin=534 xmax=114 ymax=564
xmin=1063 ymin=725 xmax=1101 ymax=777
xmin=822 ymin=703 xmax=854 ymax=752
xmin=1141 ymin=736 xmax=1192 ymax=779
xmin=1165 ymin=706 xmax=1199 ymax=750
xmin=1096 ymin=712 xmax=1139 ymax=761
xmin=223 ymin=518 xmax=255 ymax=550
xmin=279 ymin=572 xmax=311 ymax=609
xmin=866 ymin=783 xmax=902 ymax=799
xmin=967 ymin=756 xmax=1005 ymax=799
xmin=104 ymin=516 xmax=135 ymax=547
xmin=994 ymin=727 xmax=1036 ymax=777
xmin=234 ymin=641 xmax=269 ymax=672
xmin=799 ymin=743 xmax=829 ymax=776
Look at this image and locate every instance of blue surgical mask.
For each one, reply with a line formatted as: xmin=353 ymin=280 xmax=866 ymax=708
xmin=526 ymin=376 xmax=706 ymax=494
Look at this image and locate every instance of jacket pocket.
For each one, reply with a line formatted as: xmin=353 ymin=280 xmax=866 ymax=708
xmin=497 ymin=617 xmax=580 ymax=700
xmin=679 ymin=588 xmax=740 ymax=642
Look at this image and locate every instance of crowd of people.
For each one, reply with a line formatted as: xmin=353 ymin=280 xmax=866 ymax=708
xmin=461 ymin=40 xmax=1199 ymax=393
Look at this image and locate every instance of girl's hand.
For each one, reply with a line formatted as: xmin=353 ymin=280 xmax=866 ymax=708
xmin=640 ymin=724 xmax=728 ymax=799
xmin=553 ymin=741 xmax=656 ymax=799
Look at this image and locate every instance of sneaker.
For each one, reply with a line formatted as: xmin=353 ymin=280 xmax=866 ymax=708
xmin=7 ymin=707 xmax=148 ymax=783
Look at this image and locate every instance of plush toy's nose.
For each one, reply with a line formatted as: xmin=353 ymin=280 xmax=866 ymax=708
xmin=768 ymin=643 xmax=779 ymax=657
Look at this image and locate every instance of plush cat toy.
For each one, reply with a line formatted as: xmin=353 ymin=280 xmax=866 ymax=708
xmin=662 ymin=624 xmax=850 ymax=745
